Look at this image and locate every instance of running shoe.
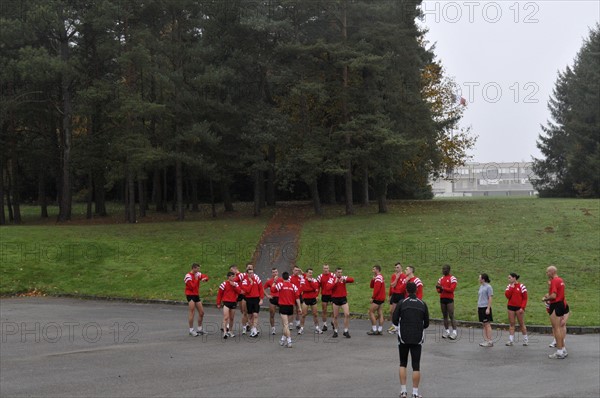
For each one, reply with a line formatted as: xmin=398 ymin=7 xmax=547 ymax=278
xmin=322 ymin=324 xmax=328 ymax=332
xmin=442 ymin=330 xmax=450 ymax=339
xmin=505 ymin=341 xmax=514 ymax=346
xmin=549 ymin=341 xmax=557 ymax=348
xmin=298 ymin=327 xmax=304 ymax=335
xmin=548 ymin=352 xmax=566 ymax=359
xmin=449 ymin=331 xmax=457 ymax=340
xmin=343 ymin=331 xmax=351 ymax=338
xmin=189 ymin=330 xmax=198 ymax=337
xmin=332 ymin=331 xmax=338 ymax=338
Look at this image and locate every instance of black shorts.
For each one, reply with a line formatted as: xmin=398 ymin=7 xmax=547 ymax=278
xmin=224 ymin=301 xmax=237 ymax=310
xmin=390 ymin=293 xmax=405 ymax=304
xmin=246 ymin=297 xmax=260 ymax=314
xmin=321 ymin=295 xmax=332 ymax=303
xmin=237 ymin=294 xmax=245 ymax=302
xmin=332 ymin=297 xmax=347 ymax=306
xmin=372 ymin=299 xmax=385 ymax=306
xmin=507 ymin=305 xmax=521 ymax=312
xmin=549 ymin=301 xmax=568 ymax=317
xmin=186 ymin=295 xmax=200 ymax=303
xmin=440 ymin=298 xmax=454 ymax=305
xmin=279 ymin=305 xmax=294 ymax=316
xmin=478 ymin=307 xmax=493 ymax=323
xmin=399 ymin=343 xmax=422 ymax=371
xmin=269 ymin=297 xmax=279 ymax=306
xmin=304 ymin=298 xmax=317 ymax=306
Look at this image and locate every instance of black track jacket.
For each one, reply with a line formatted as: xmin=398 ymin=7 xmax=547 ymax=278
xmin=392 ymin=294 xmax=429 ymax=344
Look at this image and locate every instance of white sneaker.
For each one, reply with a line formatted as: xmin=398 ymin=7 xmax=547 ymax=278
xmin=271 ymin=327 xmax=276 ymax=335
xmin=479 ymin=341 xmax=493 ymax=347
xmin=442 ymin=330 xmax=450 ymax=339
xmin=286 ymin=341 xmax=293 ymax=348
xmin=388 ymin=326 xmax=398 ymax=334
xmin=548 ymin=352 xmax=566 ymax=359
xmin=523 ymin=340 xmax=529 ymax=346
xmin=279 ymin=339 xmax=285 ymax=346
xmin=549 ymin=341 xmax=557 ymax=348
xmin=189 ymin=330 xmax=198 ymax=337
xmin=227 ymin=332 xmax=235 ymax=338
xmin=505 ymin=341 xmax=514 ymax=346
xmin=298 ymin=327 xmax=304 ymax=335
xmin=242 ymin=327 xmax=247 ymax=335
xmin=315 ymin=327 xmax=323 ymax=334
xmin=449 ymin=331 xmax=457 ymax=340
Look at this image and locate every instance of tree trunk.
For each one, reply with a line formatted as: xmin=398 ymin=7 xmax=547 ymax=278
xmin=258 ymin=170 xmax=265 ymax=209
xmin=266 ymin=145 xmax=276 ymax=206
xmin=163 ymin=167 xmax=169 ymax=212
xmin=38 ymin=166 xmax=48 ymax=218
xmin=126 ymin=160 xmax=136 ymax=223
xmin=8 ymin=158 xmax=21 ymax=224
xmin=325 ymin=173 xmax=336 ymax=204
xmin=341 ymin=2 xmax=353 ymax=216
xmin=57 ymin=34 xmax=73 ymax=222
xmin=138 ymin=177 xmax=146 ymax=218
xmin=0 ymin=158 xmax=5 ymax=225
xmin=309 ymin=180 xmax=322 ymax=215
xmin=253 ymin=170 xmax=261 ymax=217
xmin=86 ymin=171 xmax=93 ymax=219
xmin=176 ymin=159 xmax=184 ymax=221
xmin=191 ymin=176 xmax=199 ymax=212
xmin=209 ymin=178 xmax=217 ymax=218
xmin=361 ymin=167 xmax=369 ymax=207
xmin=94 ymin=170 xmax=107 ymax=216
xmin=221 ymin=180 xmax=234 ymax=212
xmin=376 ymin=181 xmax=388 ymax=214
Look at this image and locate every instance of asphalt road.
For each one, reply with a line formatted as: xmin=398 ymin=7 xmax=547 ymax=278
xmin=1 ymin=297 xmax=598 ymax=397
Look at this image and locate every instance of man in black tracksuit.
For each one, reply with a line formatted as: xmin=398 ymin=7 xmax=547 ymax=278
xmin=392 ymin=281 xmax=429 ymax=398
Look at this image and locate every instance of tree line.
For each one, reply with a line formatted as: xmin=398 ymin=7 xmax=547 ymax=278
xmin=0 ymin=0 xmax=474 ymax=224
xmin=533 ymin=24 xmax=599 ymax=198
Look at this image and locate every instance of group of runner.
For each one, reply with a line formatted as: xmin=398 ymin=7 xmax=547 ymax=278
xmin=183 ymin=262 xmax=569 ymax=357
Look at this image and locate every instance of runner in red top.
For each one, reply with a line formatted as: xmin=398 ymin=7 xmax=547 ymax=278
xmin=229 ymin=265 xmax=247 ymax=333
xmin=317 ymin=264 xmax=335 ymax=331
xmin=367 ymin=265 xmax=386 ymax=335
xmin=272 ymin=271 xmax=302 ymax=348
xmin=300 ymin=268 xmax=321 ymax=334
xmin=241 ymin=264 xmax=264 ymax=337
xmin=388 ymin=263 xmax=406 ymax=334
xmin=264 ymin=268 xmax=280 ymax=335
xmin=505 ymin=272 xmax=528 ymax=346
xmin=331 ymin=267 xmax=354 ymax=338
xmin=184 ymin=263 xmax=209 ymax=336
xmin=405 ymin=266 xmax=423 ymax=300
xmin=543 ymin=266 xmax=568 ymax=358
xmin=436 ymin=264 xmax=458 ymax=340
xmin=217 ymin=271 xmax=242 ymax=339
xmin=290 ymin=265 xmax=306 ymax=330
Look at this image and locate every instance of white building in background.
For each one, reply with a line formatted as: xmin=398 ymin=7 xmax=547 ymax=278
xmin=431 ymin=162 xmax=538 ymax=197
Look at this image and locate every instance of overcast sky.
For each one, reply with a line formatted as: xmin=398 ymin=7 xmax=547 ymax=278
xmin=420 ymin=0 xmax=599 ymax=164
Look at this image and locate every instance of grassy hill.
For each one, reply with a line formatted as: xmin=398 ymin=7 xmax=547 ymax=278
xmin=1 ymin=198 xmax=598 ymax=326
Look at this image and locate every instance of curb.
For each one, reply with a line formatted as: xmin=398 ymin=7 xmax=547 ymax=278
xmin=8 ymin=293 xmax=598 ymax=335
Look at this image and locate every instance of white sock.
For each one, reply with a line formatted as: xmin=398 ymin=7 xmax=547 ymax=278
xmin=189 ymin=328 xmax=194 ymax=333
xmin=344 ymin=328 xmax=348 ymax=333
xmin=372 ymin=326 xmax=377 ymax=332
xmin=400 ymin=385 xmax=407 ymax=393
xmin=509 ymin=335 xmax=514 ymax=342
xmin=445 ymin=329 xmax=450 ymax=334
xmin=558 ymin=348 xmax=565 ymax=355
xmin=197 ymin=326 xmax=202 ymax=331
xmin=523 ymin=334 xmax=528 ymax=341
xmin=413 ymin=387 xmax=419 ymax=396
xmin=287 ymin=337 xmax=292 ymax=343
xmin=377 ymin=326 xmax=382 ymax=332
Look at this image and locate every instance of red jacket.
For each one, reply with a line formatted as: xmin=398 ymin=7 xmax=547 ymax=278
xmin=217 ymin=280 xmax=242 ymax=305
xmin=264 ymin=277 xmax=279 ymax=298
xmin=505 ymin=282 xmax=528 ymax=310
xmin=436 ymin=275 xmax=457 ymax=300
xmin=302 ymin=278 xmax=320 ymax=300
xmin=332 ymin=276 xmax=354 ymax=298
xmin=406 ymin=277 xmax=423 ymax=300
xmin=389 ymin=272 xmax=407 ymax=296
xmin=272 ymin=280 xmax=300 ymax=306
xmin=184 ymin=271 xmax=209 ymax=296
xmin=371 ymin=274 xmax=386 ymax=301
xmin=317 ymin=272 xmax=335 ymax=295
xmin=241 ymin=274 xmax=264 ymax=299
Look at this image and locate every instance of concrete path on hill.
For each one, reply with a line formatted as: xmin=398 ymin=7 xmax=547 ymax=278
xmin=1 ymin=297 xmax=599 ymax=398
xmin=250 ymin=203 xmax=309 ymax=282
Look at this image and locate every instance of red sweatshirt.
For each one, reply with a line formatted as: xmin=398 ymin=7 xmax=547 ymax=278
xmin=370 ymin=274 xmax=386 ymax=301
xmin=505 ymin=282 xmax=528 ymax=310
xmin=184 ymin=271 xmax=209 ymax=296
xmin=331 ymin=276 xmax=354 ymax=298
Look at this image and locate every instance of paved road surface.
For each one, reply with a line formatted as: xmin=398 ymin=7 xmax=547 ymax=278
xmin=1 ymin=297 xmax=598 ymax=397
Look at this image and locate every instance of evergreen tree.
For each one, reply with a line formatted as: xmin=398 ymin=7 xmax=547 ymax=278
xmin=533 ymin=24 xmax=600 ymax=197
